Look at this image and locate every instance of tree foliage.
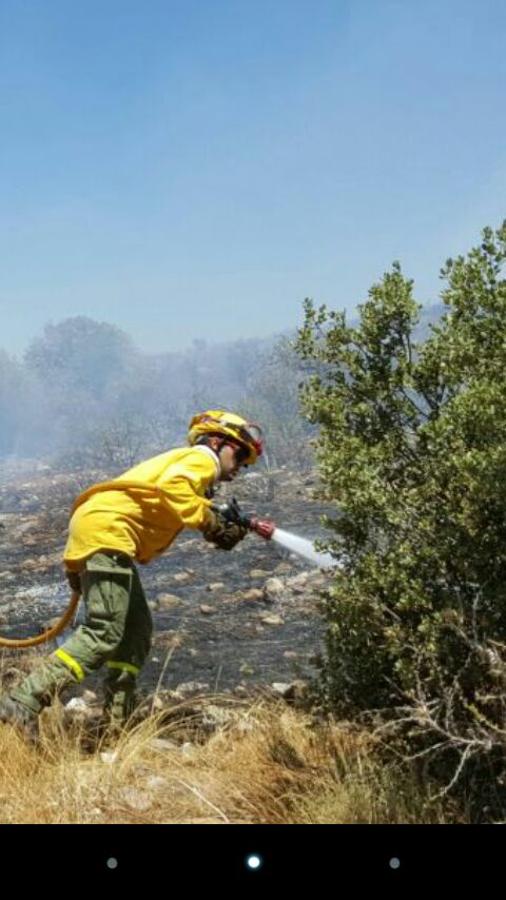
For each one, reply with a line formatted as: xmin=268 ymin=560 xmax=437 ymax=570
xmin=295 ymin=222 xmax=506 ymax=818
xmin=24 ymin=316 xmax=134 ymax=397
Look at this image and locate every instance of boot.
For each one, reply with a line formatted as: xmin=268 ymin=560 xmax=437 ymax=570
xmin=103 ymin=670 xmax=137 ymax=735
xmin=0 ymin=695 xmax=39 ymax=743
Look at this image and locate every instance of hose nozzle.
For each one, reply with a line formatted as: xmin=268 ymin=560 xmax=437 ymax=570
xmin=248 ymin=517 xmax=275 ymax=540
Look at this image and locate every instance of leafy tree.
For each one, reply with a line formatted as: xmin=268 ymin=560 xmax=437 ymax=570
xmin=295 ymin=222 xmax=506 ymax=818
xmin=24 ymin=316 xmax=134 ymax=398
xmin=21 ymin=317 xmax=140 ymax=458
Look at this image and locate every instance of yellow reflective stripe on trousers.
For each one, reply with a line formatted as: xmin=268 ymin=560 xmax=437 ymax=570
xmin=54 ymin=648 xmax=85 ymax=682
xmin=106 ymin=661 xmax=140 ymax=676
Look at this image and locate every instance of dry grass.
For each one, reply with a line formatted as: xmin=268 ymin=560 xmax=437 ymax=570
xmin=0 ymin=684 xmax=464 ymax=824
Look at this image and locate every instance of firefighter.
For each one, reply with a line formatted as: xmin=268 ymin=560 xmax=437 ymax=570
xmin=0 ymin=410 xmax=263 ymax=738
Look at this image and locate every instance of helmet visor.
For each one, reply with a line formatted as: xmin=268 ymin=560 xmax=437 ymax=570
xmin=245 ymin=423 xmax=263 ymax=443
xmin=236 ymin=422 xmax=263 ymax=455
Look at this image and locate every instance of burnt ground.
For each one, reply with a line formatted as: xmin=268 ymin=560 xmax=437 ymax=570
xmin=0 ymin=460 xmax=338 ymax=700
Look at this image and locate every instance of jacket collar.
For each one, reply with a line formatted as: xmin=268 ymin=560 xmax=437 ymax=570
xmin=192 ymin=444 xmax=221 ymax=481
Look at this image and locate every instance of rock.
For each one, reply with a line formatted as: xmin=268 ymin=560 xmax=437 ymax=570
xmin=271 ymin=682 xmax=292 ymax=696
xmin=206 ymin=582 xmax=225 ymax=592
xmin=175 ymin=681 xmax=210 ymax=696
xmin=64 ymin=697 xmax=88 ymax=712
xmin=146 ymin=775 xmax=169 ymax=790
xmin=219 ymin=594 xmax=238 ymax=604
xmin=63 ymin=696 xmax=98 ymax=723
xmin=275 ymin=562 xmax=293 ymax=574
xmin=157 ymin=593 xmax=183 ymax=610
xmin=259 ymin=614 xmax=284 ymax=627
xmin=199 ymin=604 xmax=215 ymax=615
xmin=82 ymin=690 xmax=97 ymax=703
xmin=283 ymin=651 xmax=299 ymax=659
xmin=240 ymin=588 xmax=264 ymax=602
xmin=117 ymin=786 xmax=153 ymax=812
xmin=249 ymin=569 xmax=272 ymax=579
xmin=150 ymin=695 xmax=167 ymax=712
xmin=172 ymin=572 xmax=193 ymax=583
xmin=287 ymin=572 xmax=310 ymax=593
xmin=234 ymin=685 xmax=248 ymax=696
xmin=263 ymin=577 xmax=285 ymax=600
xmin=88 ymin=807 xmax=105 ymax=820
xmin=100 ymin=751 xmax=118 ymax=764
xmin=201 ymin=705 xmax=236 ymax=731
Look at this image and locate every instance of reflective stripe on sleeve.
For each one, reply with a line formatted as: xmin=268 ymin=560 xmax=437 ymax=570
xmin=54 ymin=649 xmax=85 ymax=682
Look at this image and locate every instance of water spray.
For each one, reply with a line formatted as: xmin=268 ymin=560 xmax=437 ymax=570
xmin=213 ymin=499 xmax=337 ymax=570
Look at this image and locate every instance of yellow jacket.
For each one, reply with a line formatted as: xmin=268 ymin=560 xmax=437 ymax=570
xmin=64 ymin=446 xmax=220 ymax=570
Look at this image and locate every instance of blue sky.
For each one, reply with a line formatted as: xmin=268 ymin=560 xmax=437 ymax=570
xmin=1 ymin=0 xmax=505 ymax=358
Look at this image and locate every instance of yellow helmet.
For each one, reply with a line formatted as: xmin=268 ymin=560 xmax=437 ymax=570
xmin=188 ymin=410 xmax=264 ymax=465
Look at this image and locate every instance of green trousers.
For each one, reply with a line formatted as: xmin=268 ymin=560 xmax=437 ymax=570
xmin=11 ymin=551 xmax=153 ymax=724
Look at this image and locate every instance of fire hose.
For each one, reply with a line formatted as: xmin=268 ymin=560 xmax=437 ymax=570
xmin=0 ymin=500 xmax=273 ymax=650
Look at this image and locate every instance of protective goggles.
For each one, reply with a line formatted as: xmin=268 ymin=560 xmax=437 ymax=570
xmin=232 ymin=444 xmax=250 ymax=465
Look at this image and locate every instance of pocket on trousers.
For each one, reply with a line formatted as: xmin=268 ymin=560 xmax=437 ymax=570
xmin=83 ymin=562 xmax=132 ymax=622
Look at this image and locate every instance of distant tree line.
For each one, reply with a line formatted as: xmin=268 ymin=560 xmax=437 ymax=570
xmin=0 ymin=315 xmax=317 ymax=472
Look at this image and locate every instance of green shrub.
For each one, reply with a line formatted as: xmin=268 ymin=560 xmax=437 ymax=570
xmin=295 ymin=222 xmax=506 ymax=820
